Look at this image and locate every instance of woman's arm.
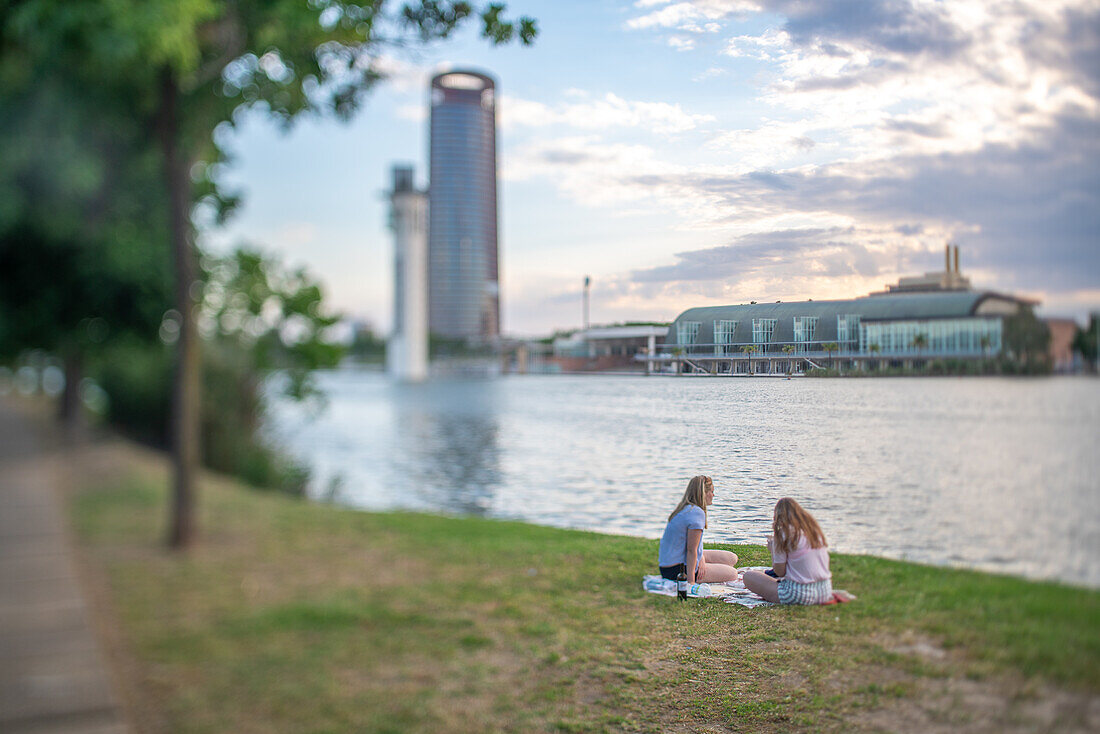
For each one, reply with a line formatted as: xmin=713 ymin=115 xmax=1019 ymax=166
xmin=685 ymin=529 xmax=703 ymax=583
xmin=767 ymin=535 xmax=786 ymax=577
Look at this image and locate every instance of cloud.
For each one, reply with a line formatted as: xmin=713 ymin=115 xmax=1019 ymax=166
xmin=510 ymin=107 xmax=1097 ymax=301
xmin=883 ymin=118 xmax=948 ymax=138
xmin=369 ymin=55 xmax=433 ymax=94
xmin=664 ymin=2 xmax=1100 ymax=163
xmin=501 ymin=136 xmax=692 ymax=209
xmin=631 ymin=228 xmax=869 ymax=283
xmin=519 ymin=0 xmax=1100 ymax=314
xmin=625 ymin=0 xmax=758 ymax=31
xmin=771 ymin=0 xmax=971 ymax=60
xmin=500 ymin=92 xmax=715 ymax=134
xmin=627 ymin=110 xmax=1100 ymax=295
xmin=627 ymin=3 xmax=704 ymax=30
xmin=693 ymin=66 xmax=728 ymax=81
xmin=706 ymin=119 xmax=827 ymax=169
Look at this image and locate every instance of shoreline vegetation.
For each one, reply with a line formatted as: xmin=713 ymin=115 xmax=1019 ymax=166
xmin=64 ymin=435 xmax=1099 ymax=733
xmin=803 ymin=358 xmax=1053 ymax=378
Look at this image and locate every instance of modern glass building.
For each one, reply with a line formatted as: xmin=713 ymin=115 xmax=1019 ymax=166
xmin=428 ymin=70 xmax=499 ymax=341
xmin=664 ymin=290 xmax=1030 ymax=372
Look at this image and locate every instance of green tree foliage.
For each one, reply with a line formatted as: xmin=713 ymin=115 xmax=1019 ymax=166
xmin=200 ymin=248 xmax=343 ymax=398
xmin=0 ymin=225 xmax=167 ymax=361
xmin=1002 ymin=307 xmax=1051 ymax=372
xmin=0 ymin=224 xmax=171 ymax=426
xmin=348 ymin=324 xmax=386 ymax=362
xmin=740 ymin=344 xmax=757 ymax=374
xmin=2 ymin=0 xmax=536 ymax=547
xmin=199 ymin=247 xmax=343 ymax=492
xmin=781 ymin=344 xmax=795 ymax=375
xmin=95 ymin=247 xmax=345 ymax=493
xmin=0 ymin=65 xmax=174 ymax=428
xmin=1072 ymin=314 xmax=1099 ymax=368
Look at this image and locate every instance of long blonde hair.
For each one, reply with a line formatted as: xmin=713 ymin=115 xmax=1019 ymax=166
xmin=668 ymin=475 xmax=712 ymax=528
xmin=773 ymin=497 xmax=826 ymax=554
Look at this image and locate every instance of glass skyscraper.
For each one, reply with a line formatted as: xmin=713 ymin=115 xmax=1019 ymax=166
xmin=428 ymin=70 xmax=499 ymax=341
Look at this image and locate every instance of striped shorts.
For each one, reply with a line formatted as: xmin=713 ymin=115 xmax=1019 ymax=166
xmin=777 ymin=577 xmax=833 ymax=605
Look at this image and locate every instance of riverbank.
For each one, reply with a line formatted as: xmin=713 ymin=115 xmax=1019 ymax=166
xmin=59 ymin=436 xmax=1098 ymax=732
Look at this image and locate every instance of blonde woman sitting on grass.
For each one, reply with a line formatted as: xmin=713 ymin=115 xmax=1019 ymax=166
xmin=743 ymin=497 xmax=833 ymax=605
xmin=657 ymin=475 xmax=740 ymax=584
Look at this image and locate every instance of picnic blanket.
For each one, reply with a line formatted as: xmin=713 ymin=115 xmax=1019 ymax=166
xmin=642 ymin=568 xmax=856 ymax=609
xmin=642 ymin=567 xmax=776 ymax=608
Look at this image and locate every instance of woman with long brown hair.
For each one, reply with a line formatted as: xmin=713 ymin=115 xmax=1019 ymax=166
xmin=657 ymin=475 xmax=740 ymax=584
xmin=743 ymin=497 xmax=833 ymax=604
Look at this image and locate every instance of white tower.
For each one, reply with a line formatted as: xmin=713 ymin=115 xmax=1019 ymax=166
xmin=386 ymin=165 xmax=429 ymax=381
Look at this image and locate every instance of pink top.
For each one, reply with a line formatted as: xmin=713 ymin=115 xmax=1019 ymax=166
xmin=772 ymin=533 xmax=831 ymax=584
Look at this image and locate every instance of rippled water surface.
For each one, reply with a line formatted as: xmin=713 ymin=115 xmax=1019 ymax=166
xmin=270 ymin=372 xmax=1100 ymax=587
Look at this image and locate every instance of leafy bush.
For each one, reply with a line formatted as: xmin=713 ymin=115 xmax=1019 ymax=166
xmin=90 ymin=247 xmax=343 ymax=496
xmin=93 ymin=338 xmax=310 ymax=495
xmin=93 ymin=340 xmax=172 ymax=447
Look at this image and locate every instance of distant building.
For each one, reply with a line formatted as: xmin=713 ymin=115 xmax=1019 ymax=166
xmin=551 ymin=325 xmax=669 ymax=373
xmin=882 ymin=244 xmax=971 ymax=293
xmin=428 ymin=70 xmax=500 ymax=342
xmin=660 ymin=250 xmax=1036 ymax=374
xmin=1045 ymin=318 xmax=1080 ymax=373
xmin=386 ymin=165 xmax=428 ymax=382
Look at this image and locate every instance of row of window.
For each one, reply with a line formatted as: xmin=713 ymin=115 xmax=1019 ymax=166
xmin=860 ymin=318 xmax=1002 ymax=355
xmin=429 ymin=220 xmax=496 ymax=231
xmin=674 ymin=315 xmax=1001 ymax=356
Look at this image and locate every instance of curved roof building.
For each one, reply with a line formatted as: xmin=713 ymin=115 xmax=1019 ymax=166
xmin=666 ymin=290 xmax=1031 ymax=360
xmin=428 ymin=70 xmax=499 ymax=341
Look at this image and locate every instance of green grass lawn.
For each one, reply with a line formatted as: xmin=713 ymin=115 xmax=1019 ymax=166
xmin=71 ymin=450 xmax=1100 ymax=733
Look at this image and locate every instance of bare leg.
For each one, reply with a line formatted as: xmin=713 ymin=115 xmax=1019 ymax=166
xmin=743 ymin=570 xmax=780 ymax=602
xmin=703 ymin=549 xmax=739 ymax=568
xmin=698 ymin=563 xmax=739 ymax=583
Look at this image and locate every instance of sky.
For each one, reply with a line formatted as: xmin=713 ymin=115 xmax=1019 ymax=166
xmin=205 ymin=0 xmax=1100 ymax=337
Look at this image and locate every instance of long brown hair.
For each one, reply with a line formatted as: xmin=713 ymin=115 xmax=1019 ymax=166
xmin=773 ymin=497 xmax=826 ymax=554
xmin=668 ymin=475 xmax=712 ymax=528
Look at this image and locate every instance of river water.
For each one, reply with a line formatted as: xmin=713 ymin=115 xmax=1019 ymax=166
xmin=268 ymin=371 xmax=1100 ymax=587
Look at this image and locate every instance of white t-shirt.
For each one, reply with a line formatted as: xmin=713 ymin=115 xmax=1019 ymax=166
xmin=772 ymin=533 xmax=831 ymax=584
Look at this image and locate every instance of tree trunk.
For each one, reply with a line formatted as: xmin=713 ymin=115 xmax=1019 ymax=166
xmin=158 ymin=68 xmax=200 ymax=549
xmin=59 ymin=348 xmax=84 ymax=441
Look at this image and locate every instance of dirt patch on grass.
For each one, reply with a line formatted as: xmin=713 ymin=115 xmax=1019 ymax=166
xmin=851 ymin=675 xmax=1100 ymax=733
xmin=887 ymin=634 xmax=948 ymax=661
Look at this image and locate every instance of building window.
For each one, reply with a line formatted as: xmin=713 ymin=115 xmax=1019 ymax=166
xmin=837 ymin=314 xmax=861 ymax=352
xmin=793 ymin=316 xmax=818 ymax=353
xmin=752 ymin=318 xmax=778 ymax=352
xmin=713 ymin=320 xmax=738 ymax=355
xmin=859 ymin=318 xmax=1002 ymax=355
xmin=677 ymin=321 xmax=701 ymax=350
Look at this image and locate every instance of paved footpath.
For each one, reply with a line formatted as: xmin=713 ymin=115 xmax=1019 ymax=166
xmin=0 ymin=400 xmax=128 ymax=734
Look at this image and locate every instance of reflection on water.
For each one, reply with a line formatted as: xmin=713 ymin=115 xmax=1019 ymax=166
xmin=269 ymin=372 xmax=1100 ymax=587
xmin=386 ymin=384 xmax=500 ymax=515
xmin=279 ymin=376 xmax=502 ymax=516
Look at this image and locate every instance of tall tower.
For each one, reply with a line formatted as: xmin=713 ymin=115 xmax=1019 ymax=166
xmin=428 ymin=70 xmax=499 ymax=341
xmin=386 ymin=165 xmax=429 ymax=382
